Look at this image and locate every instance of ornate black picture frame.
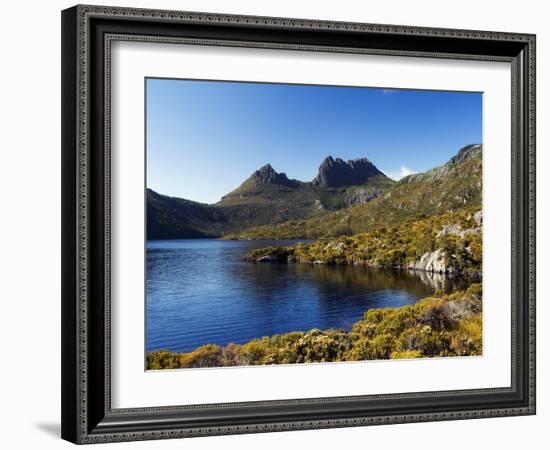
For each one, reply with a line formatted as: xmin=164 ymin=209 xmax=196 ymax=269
xmin=61 ymin=4 xmax=536 ymax=444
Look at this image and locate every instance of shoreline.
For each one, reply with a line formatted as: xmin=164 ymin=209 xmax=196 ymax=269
xmin=147 ymin=283 xmax=482 ymax=370
xmin=242 ymin=207 xmax=482 ymax=277
xmin=246 ymin=253 xmax=482 ymax=277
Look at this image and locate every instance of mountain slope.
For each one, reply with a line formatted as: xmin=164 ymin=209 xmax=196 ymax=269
xmin=147 ymin=155 xmax=395 ymax=239
xmin=225 ymin=144 xmax=482 ymax=239
xmin=147 ymin=189 xmax=229 ymax=239
xmin=217 ymin=157 xmax=394 ymax=210
xmin=222 ymin=164 xmax=301 ymax=199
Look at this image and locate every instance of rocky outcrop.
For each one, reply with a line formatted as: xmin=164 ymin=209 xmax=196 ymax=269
xmin=344 ymin=187 xmax=383 ymax=206
xmin=448 ymin=144 xmax=482 ymax=166
xmin=473 ymin=210 xmax=482 ymax=226
xmin=244 ymin=206 xmax=482 ymax=275
xmin=249 ymin=245 xmax=465 ymax=275
xmin=244 ymin=164 xmax=300 ymax=188
xmin=407 ymin=249 xmax=454 ymax=274
xmin=313 ymin=199 xmax=325 ymax=210
xmin=436 ymin=210 xmax=482 ymax=239
xmin=246 ymin=246 xmax=295 ymax=263
xmin=312 ymin=156 xmax=385 ymax=188
xmin=403 ymin=144 xmax=482 ymax=183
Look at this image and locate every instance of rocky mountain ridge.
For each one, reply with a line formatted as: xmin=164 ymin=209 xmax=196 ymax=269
xmin=222 ymin=155 xmax=391 ymax=202
xmin=148 ymin=144 xmax=481 ymax=240
xmin=312 ymin=156 xmax=385 ymax=188
xmin=225 ymin=144 xmax=482 ymax=240
xmin=232 ymin=164 xmax=300 ymax=191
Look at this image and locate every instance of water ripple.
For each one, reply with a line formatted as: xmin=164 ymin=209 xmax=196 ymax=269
xmin=146 ymin=239 xmax=474 ymax=353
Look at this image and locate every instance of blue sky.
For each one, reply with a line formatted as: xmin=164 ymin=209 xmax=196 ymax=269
xmin=146 ymin=78 xmax=482 ymax=204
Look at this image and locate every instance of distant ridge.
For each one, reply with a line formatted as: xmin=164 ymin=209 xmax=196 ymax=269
xmin=224 ymin=144 xmax=483 ymax=240
xmin=146 ymin=189 xmax=227 ymax=239
xmin=147 ymin=153 xmax=393 ymax=239
xmin=147 ymin=144 xmax=480 ymax=240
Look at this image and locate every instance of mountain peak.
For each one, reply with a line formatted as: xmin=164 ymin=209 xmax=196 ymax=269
xmin=349 ymin=156 xmax=373 ymax=165
xmin=312 ymin=155 xmax=386 ymax=188
xmin=447 ymin=144 xmax=482 ymax=166
xmin=403 ymin=144 xmax=482 ymax=184
xmin=248 ymin=164 xmax=297 ymax=187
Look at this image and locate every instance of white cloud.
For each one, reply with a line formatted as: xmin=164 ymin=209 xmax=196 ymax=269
xmin=386 ymin=166 xmax=416 ymax=181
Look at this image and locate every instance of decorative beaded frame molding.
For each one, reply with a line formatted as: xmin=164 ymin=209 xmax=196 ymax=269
xmin=61 ymin=4 xmax=536 ymax=445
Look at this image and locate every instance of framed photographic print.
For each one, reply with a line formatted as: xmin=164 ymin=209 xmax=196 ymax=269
xmin=61 ymin=5 xmax=536 ymax=444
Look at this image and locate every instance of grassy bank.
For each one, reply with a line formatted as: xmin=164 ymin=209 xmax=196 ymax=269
xmin=147 ymin=283 xmax=482 ymax=370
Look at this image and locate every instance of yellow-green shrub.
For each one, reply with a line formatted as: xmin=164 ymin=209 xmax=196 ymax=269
xmin=147 ymin=283 xmax=483 ymax=369
xmin=245 ymin=206 xmax=482 ymax=274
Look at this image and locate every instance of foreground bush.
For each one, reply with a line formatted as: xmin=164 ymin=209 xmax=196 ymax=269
xmin=147 ymin=283 xmax=482 ymax=370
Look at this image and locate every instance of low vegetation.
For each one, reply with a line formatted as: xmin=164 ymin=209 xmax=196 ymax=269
xmin=147 ymin=283 xmax=482 ymax=369
xmin=244 ymin=206 xmax=482 ymax=275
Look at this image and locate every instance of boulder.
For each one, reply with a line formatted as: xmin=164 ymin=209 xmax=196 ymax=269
xmin=411 ymin=249 xmax=453 ymax=274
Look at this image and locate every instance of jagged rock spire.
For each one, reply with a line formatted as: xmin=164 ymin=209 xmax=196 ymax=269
xmin=246 ymin=164 xmax=298 ymax=187
xmin=312 ymin=156 xmax=385 ymax=188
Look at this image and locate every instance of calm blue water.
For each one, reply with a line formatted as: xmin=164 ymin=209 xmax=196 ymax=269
xmin=146 ymin=239 xmax=472 ymax=353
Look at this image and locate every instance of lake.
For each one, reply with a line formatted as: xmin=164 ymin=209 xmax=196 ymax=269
xmin=146 ymin=239 xmax=475 ymax=353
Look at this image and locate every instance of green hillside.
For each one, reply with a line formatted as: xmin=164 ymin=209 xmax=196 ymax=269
xmin=147 ymin=157 xmax=395 ymax=239
xmin=147 ymin=189 xmax=228 ymax=239
xmin=224 ymin=144 xmax=482 ymax=240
